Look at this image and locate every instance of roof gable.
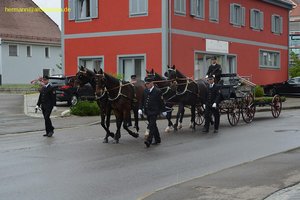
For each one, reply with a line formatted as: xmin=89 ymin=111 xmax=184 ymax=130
xmin=0 ymin=0 xmax=61 ymax=45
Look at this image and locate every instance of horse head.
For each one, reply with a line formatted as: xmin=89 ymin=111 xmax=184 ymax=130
xmin=94 ymin=68 xmax=107 ymax=97
xmin=75 ymin=66 xmax=95 ymax=87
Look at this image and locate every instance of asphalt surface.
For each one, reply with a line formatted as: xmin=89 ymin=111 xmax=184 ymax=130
xmin=1 ymin=93 xmax=300 ymax=200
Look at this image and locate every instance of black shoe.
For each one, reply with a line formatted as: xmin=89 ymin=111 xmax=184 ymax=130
xmin=210 ymin=121 xmax=214 ymax=125
xmin=47 ymin=131 xmax=54 ymax=137
xmin=202 ymin=129 xmax=209 ymax=133
xmin=43 ymin=133 xmax=48 ymax=137
xmin=214 ymin=129 xmax=218 ymax=133
xmin=144 ymin=141 xmax=150 ymax=148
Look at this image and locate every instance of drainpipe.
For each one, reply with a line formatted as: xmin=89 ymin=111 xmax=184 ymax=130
xmin=169 ymin=0 xmax=172 ymax=67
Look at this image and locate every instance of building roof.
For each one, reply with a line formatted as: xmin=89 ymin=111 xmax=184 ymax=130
xmin=262 ymin=0 xmax=294 ymax=9
xmin=0 ymin=0 xmax=61 ymax=45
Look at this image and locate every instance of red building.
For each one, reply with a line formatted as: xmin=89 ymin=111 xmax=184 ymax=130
xmin=63 ymin=0 xmax=293 ymax=85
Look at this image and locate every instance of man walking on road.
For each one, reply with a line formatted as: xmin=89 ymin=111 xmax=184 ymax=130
xmin=202 ymin=74 xmax=221 ymax=133
xmin=139 ymin=75 xmax=166 ymax=148
xmin=36 ymin=76 xmax=56 ymax=137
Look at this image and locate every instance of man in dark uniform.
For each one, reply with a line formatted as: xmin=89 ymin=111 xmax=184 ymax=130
xmin=207 ymin=56 xmax=222 ymax=84
xmin=36 ymin=76 xmax=56 ymax=137
xmin=202 ymin=74 xmax=221 ymax=133
xmin=139 ymin=75 xmax=166 ymax=148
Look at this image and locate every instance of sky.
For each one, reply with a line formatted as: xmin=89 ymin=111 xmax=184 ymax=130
xmin=32 ymin=0 xmax=62 ymax=29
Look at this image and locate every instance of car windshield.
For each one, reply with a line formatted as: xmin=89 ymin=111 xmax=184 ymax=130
xmin=48 ymin=78 xmax=66 ymax=87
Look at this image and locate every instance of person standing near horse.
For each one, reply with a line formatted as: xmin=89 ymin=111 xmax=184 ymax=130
xmin=207 ymin=56 xmax=222 ymax=84
xmin=202 ymin=74 xmax=221 ymax=133
xmin=35 ymin=76 xmax=56 ymax=137
xmin=139 ymin=75 xmax=166 ymax=148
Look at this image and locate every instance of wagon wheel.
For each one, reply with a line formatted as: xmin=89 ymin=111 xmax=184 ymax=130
xmin=195 ymin=105 xmax=205 ymax=126
xmin=271 ymin=94 xmax=282 ymax=118
xmin=227 ymin=102 xmax=240 ymax=126
xmin=241 ymin=93 xmax=256 ymax=123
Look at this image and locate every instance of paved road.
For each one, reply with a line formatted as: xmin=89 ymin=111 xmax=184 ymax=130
xmin=1 ymin=107 xmax=300 ymax=200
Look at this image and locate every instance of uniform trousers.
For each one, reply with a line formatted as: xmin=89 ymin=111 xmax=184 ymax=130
xmin=42 ymin=106 xmax=54 ymax=134
xmin=204 ymin=106 xmax=220 ymax=130
xmin=146 ymin=114 xmax=161 ymax=143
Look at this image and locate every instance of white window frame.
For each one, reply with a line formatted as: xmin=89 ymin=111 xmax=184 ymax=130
xmin=271 ymin=14 xmax=283 ymax=35
xmin=174 ymin=0 xmax=186 ymax=15
xmin=190 ymin=0 xmax=204 ymax=19
xmin=230 ymin=3 xmax=245 ymax=27
xmin=117 ymin=54 xmax=146 ymax=81
xmin=27 ymin=46 xmax=32 ymax=57
xmin=68 ymin=0 xmax=98 ymax=21
xmin=8 ymin=44 xmax=18 ymax=57
xmin=45 ymin=47 xmax=50 ymax=58
xmin=130 ymin=0 xmax=148 ymax=16
xmin=78 ymin=56 xmax=104 ymax=71
xmin=209 ymin=0 xmax=219 ymax=22
xmin=250 ymin=9 xmax=264 ymax=30
xmin=259 ymin=49 xmax=280 ymax=69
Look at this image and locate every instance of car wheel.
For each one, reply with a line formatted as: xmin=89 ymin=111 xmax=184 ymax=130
xmin=68 ymin=95 xmax=78 ymax=106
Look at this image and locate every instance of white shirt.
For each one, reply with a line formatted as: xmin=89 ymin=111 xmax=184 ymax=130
xmin=149 ymin=86 xmax=154 ymax=93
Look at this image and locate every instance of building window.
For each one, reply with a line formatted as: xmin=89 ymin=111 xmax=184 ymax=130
xmin=27 ymin=46 xmax=32 ymax=57
xmin=68 ymin=0 xmax=98 ymax=21
xmin=259 ymin=50 xmax=280 ymax=69
xmin=118 ymin=56 xmax=145 ymax=81
xmin=209 ymin=0 xmax=219 ymax=22
xmin=271 ymin=14 xmax=283 ymax=34
xmin=45 ymin=47 xmax=50 ymax=58
xmin=9 ymin=45 xmax=18 ymax=56
xmin=174 ymin=0 xmax=186 ymax=15
xmin=130 ymin=0 xmax=148 ymax=16
xmin=250 ymin=9 xmax=263 ymax=30
xmin=190 ymin=0 xmax=204 ymax=19
xmin=79 ymin=57 xmax=103 ymax=71
xmin=230 ymin=3 xmax=245 ymax=26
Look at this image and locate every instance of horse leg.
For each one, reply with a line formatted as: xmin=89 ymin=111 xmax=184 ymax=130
xmin=106 ymin=105 xmax=114 ymax=138
xmin=114 ymin=117 xmax=122 ymax=144
xmin=123 ymin=111 xmax=139 ymax=138
xmin=165 ymin=111 xmax=174 ymax=132
xmin=178 ymin=107 xmax=185 ymax=129
xmin=190 ymin=105 xmax=196 ymax=131
xmin=174 ymin=104 xmax=184 ymax=131
xmin=133 ymin=103 xmax=139 ymax=132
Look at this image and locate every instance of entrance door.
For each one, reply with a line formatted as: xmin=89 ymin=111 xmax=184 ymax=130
xmin=119 ymin=56 xmax=145 ymax=81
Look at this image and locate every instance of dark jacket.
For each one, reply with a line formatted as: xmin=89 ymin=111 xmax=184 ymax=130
xmin=140 ymin=86 xmax=165 ymax=116
xmin=37 ymin=84 xmax=56 ymax=108
xmin=205 ymin=84 xmax=221 ymax=107
xmin=207 ymin=64 xmax=222 ymax=83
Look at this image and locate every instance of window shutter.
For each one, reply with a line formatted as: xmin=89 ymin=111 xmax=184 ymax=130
xmin=279 ymin=16 xmax=283 ymax=34
xmin=144 ymin=0 xmax=148 ymax=13
xmin=230 ymin=4 xmax=234 ymax=24
xmin=91 ymin=0 xmax=98 ymax=19
xmin=260 ymin=11 xmax=264 ymax=30
xmin=250 ymin=9 xmax=254 ymax=28
xmin=190 ymin=0 xmax=196 ymax=16
xmin=68 ymin=0 xmax=76 ymax=20
xmin=271 ymin=15 xmax=275 ymax=33
xmin=241 ymin=7 xmax=245 ymax=26
xmin=174 ymin=0 xmax=179 ymax=12
xmin=182 ymin=0 xmax=186 ymax=13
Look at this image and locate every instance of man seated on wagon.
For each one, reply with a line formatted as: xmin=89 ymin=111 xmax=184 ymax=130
xmin=202 ymin=74 xmax=221 ymax=133
xmin=206 ymin=56 xmax=222 ymax=84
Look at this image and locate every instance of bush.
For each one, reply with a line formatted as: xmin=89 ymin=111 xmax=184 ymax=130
xmin=254 ymin=85 xmax=264 ymax=97
xmin=289 ymin=52 xmax=300 ymax=78
xmin=70 ymin=101 xmax=100 ymax=116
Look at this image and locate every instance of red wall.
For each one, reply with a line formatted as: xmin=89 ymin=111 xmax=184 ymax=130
xmin=64 ymin=0 xmax=162 ymax=34
xmin=64 ymin=34 xmax=162 ymax=76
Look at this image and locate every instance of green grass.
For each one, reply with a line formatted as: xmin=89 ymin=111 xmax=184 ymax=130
xmin=0 ymin=84 xmax=34 ymax=89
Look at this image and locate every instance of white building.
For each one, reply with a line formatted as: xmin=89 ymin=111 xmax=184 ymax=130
xmin=0 ymin=0 xmax=61 ymax=84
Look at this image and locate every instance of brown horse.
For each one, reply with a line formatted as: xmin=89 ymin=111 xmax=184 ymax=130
xmin=76 ymin=66 xmax=114 ymax=143
xmin=94 ymin=68 xmax=142 ymax=143
xmin=164 ymin=65 xmax=205 ymax=130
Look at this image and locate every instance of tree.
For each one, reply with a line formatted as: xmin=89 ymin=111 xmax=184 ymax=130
xmin=289 ymin=52 xmax=300 ymax=78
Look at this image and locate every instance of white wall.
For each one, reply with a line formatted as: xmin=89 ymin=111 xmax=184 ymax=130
xmin=1 ymin=41 xmax=62 ymax=84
